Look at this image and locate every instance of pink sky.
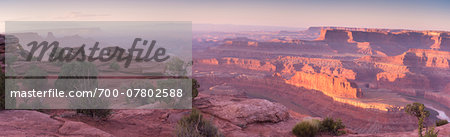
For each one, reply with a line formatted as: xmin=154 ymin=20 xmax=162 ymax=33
xmin=1 ymin=0 xmax=450 ymax=32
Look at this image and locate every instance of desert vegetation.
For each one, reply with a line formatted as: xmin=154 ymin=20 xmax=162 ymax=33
xmin=109 ymin=61 xmax=120 ymax=71
xmin=1 ymin=66 xmax=18 ymax=110
xmin=192 ymin=78 xmax=199 ymax=99
xmin=435 ymin=120 xmax=448 ymax=127
xmin=23 ymin=65 xmax=48 ymax=90
xmin=404 ymin=102 xmax=440 ymax=137
xmin=175 ymin=109 xmax=223 ymax=137
xmin=292 ymin=117 xmax=346 ymax=137
xmin=424 ymin=126 xmax=439 ymax=137
xmin=0 ymin=72 xmax=6 ymax=110
xmin=122 ymin=80 xmax=157 ymax=105
xmin=56 ymin=61 xmax=111 ymax=119
xmin=292 ymin=119 xmax=320 ymax=137
xmin=319 ymin=117 xmax=346 ymax=135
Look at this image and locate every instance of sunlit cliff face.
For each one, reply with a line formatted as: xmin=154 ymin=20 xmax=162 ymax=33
xmin=194 ymin=27 xmax=450 ymax=114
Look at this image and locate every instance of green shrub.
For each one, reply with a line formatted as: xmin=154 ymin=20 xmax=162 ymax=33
xmin=122 ymin=80 xmax=156 ymax=105
xmin=320 ymin=117 xmax=346 ymax=136
xmin=424 ymin=126 xmax=439 ymax=137
xmin=435 ymin=120 xmax=448 ymax=127
xmin=192 ymin=78 xmax=199 ymax=99
xmin=292 ymin=120 xmax=320 ymax=137
xmin=1 ymin=69 xmax=18 ymax=110
xmin=166 ymin=57 xmax=188 ymax=76
xmin=76 ymin=109 xmax=112 ymax=119
xmin=23 ymin=65 xmax=48 ymax=90
xmin=48 ymin=47 xmax=65 ymax=66
xmin=405 ymin=102 xmax=430 ymax=137
xmin=17 ymin=98 xmax=48 ymax=110
xmin=0 ymin=73 xmax=6 ymax=110
xmin=55 ymin=62 xmax=111 ymax=119
xmin=176 ymin=109 xmax=223 ymax=137
xmin=5 ymin=54 xmax=18 ymax=66
xmin=70 ymin=95 xmax=111 ymax=119
xmin=55 ymin=62 xmax=98 ymax=91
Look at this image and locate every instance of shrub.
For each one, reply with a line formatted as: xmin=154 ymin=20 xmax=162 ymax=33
xmin=23 ymin=65 xmax=48 ymax=90
xmin=0 ymin=73 xmax=6 ymax=110
xmin=166 ymin=57 xmax=187 ymax=76
xmin=109 ymin=61 xmax=120 ymax=71
xmin=320 ymin=117 xmax=346 ymax=136
xmin=424 ymin=126 xmax=439 ymax=137
xmin=5 ymin=54 xmax=18 ymax=66
xmin=405 ymin=102 xmax=430 ymax=137
xmin=435 ymin=120 xmax=448 ymax=127
xmin=76 ymin=109 xmax=112 ymax=119
xmin=122 ymin=80 xmax=156 ymax=105
xmin=55 ymin=62 xmax=111 ymax=119
xmin=176 ymin=109 xmax=223 ymax=137
xmin=292 ymin=120 xmax=320 ymax=137
xmin=192 ymin=78 xmax=199 ymax=99
xmin=1 ymin=69 xmax=18 ymax=110
xmin=71 ymin=96 xmax=111 ymax=119
xmin=17 ymin=98 xmax=48 ymax=110
xmin=55 ymin=62 xmax=98 ymax=91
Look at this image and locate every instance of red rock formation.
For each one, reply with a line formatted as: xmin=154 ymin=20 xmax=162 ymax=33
xmin=376 ymin=72 xmax=431 ymax=96
xmin=223 ymin=37 xmax=258 ymax=47
xmin=196 ymin=57 xmax=276 ymax=72
xmin=424 ymin=91 xmax=450 ymax=108
xmin=277 ymin=56 xmax=344 ymax=68
xmin=221 ymin=57 xmax=276 ymax=72
xmin=403 ymin=49 xmax=450 ymax=68
xmin=430 ymin=32 xmax=450 ymax=51
xmin=285 ymin=71 xmax=362 ymax=98
xmin=316 ymin=27 xmax=450 ymax=55
xmin=277 ymin=56 xmax=357 ymax=79
xmin=0 ymin=110 xmax=114 ymax=137
xmin=356 ymin=42 xmax=387 ymax=57
xmin=345 ymin=123 xmax=450 ymax=136
xmin=197 ymin=56 xmax=361 ymax=98
xmin=196 ymin=58 xmax=219 ymax=65
xmin=360 ymin=49 xmax=450 ymax=69
xmin=194 ymin=94 xmax=290 ymax=126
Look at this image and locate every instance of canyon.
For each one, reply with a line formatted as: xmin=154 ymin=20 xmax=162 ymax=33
xmin=2 ymin=26 xmax=450 ymax=136
xmin=192 ymin=26 xmax=450 ymax=135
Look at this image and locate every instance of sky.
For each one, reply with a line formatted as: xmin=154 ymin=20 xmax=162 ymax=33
xmin=1 ymin=0 xmax=450 ymax=32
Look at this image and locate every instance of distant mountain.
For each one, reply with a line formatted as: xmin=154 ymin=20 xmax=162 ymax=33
xmin=193 ymin=24 xmax=306 ymax=32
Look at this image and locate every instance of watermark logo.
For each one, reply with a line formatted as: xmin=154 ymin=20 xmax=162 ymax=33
xmin=4 ymin=21 xmax=192 ymax=109
xmin=26 ymin=38 xmax=170 ymax=68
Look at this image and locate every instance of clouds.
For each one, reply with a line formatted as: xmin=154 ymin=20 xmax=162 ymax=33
xmin=54 ymin=12 xmax=110 ymax=20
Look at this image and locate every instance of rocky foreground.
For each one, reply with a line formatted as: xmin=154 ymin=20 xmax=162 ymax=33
xmin=0 ymin=110 xmax=113 ymax=137
xmin=0 ymin=94 xmax=303 ymax=137
xmin=1 ymin=94 xmax=449 ymax=137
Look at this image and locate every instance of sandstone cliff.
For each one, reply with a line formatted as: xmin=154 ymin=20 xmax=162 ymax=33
xmin=196 ymin=56 xmax=361 ymax=99
xmin=359 ymin=49 xmax=450 ymax=69
xmin=276 ymin=56 xmax=356 ymax=79
xmin=196 ymin=58 xmax=219 ymax=65
xmin=222 ymin=57 xmax=276 ymax=71
xmin=285 ymin=71 xmax=362 ymax=98
xmin=316 ymin=27 xmax=450 ymax=56
xmin=194 ymin=94 xmax=290 ymax=126
xmin=376 ymin=72 xmax=431 ymax=96
xmin=196 ymin=57 xmax=276 ymax=72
